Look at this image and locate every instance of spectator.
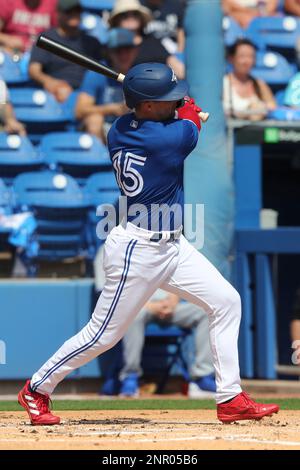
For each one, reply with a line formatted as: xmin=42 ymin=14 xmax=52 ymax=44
xmin=285 ymin=0 xmax=300 ymax=16
xmin=29 ymin=0 xmax=103 ymax=102
xmin=76 ymin=28 xmax=136 ymax=142
xmin=100 ymin=290 xmax=216 ymax=398
xmin=109 ymin=0 xmax=185 ymax=79
xmin=0 ymin=0 xmax=57 ymax=55
xmin=0 ymin=79 xmax=26 ymax=135
xmin=223 ymin=38 xmax=276 ymax=120
xmin=222 ymin=0 xmax=279 ymax=29
xmin=141 ymin=0 xmax=186 ymax=53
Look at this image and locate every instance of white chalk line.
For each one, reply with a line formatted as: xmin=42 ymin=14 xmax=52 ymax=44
xmin=1 ymin=434 xmax=300 ymax=448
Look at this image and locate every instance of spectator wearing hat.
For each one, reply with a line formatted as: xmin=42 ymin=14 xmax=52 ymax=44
xmin=109 ymin=0 xmax=185 ymax=79
xmin=0 ymin=0 xmax=57 ymax=55
xmin=141 ymin=0 xmax=186 ymax=53
xmin=29 ymin=0 xmax=103 ymax=102
xmin=0 ymin=79 xmax=26 ymax=134
xmin=76 ymin=28 xmax=137 ymax=142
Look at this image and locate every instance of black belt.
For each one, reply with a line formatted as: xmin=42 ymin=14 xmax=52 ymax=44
xmin=149 ymin=232 xmax=178 ymax=242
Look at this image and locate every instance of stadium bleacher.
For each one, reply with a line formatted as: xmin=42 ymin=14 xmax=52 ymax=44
xmin=40 ymin=132 xmax=111 ymax=185
xmin=0 ymin=134 xmax=43 ymax=186
xmin=13 ymin=170 xmax=89 ymax=275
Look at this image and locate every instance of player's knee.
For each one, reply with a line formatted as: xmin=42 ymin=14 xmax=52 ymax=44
xmin=97 ymin=333 xmax=120 ymax=351
xmin=225 ymin=287 xmax=241 ymax=315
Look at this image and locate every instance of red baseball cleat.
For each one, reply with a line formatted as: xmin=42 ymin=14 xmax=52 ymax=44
xmin=217 ymin=392 xmax=279 ymax=423
xmin=18 ymin=380 xmax=60 ymax=426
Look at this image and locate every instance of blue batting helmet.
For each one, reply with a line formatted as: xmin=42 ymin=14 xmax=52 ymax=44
xmin=123 ymin=62 xmax=189 ymax=109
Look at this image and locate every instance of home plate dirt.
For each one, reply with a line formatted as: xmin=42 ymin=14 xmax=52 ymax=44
xmin=0 ymin=410 xmax=299 ymax=450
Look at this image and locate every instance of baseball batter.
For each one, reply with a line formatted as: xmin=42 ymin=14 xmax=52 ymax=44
xmin=18 ymin=63 xmax=279 ymax=425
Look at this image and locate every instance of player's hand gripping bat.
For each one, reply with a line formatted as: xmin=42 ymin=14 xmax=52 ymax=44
xmin=36 ymin=34 xmax=210 ymax=123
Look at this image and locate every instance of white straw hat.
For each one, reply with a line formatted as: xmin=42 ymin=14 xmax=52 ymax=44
xmin=109 ymin=0 xmax=152 ymax=28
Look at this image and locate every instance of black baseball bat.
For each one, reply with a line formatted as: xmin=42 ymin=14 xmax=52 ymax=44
xmin=36 ymin=34 xmax=125 ymax=83
xmin=36 ymin=34 xmax=210 ymax=122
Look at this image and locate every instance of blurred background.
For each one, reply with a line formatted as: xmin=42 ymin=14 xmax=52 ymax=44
xmin=0 ymin=0 xmax=300 ymax=398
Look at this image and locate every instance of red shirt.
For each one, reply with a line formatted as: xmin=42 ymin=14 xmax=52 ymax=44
xmin=0 ymin=0 xmax=57 ymax=50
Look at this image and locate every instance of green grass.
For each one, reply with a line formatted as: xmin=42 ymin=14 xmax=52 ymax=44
xmin=1 ymin=398 xmax=300 ymax=412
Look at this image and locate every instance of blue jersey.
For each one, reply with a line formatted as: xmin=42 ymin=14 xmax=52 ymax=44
xmin=107 ymin=113 xmax=199 ymax=231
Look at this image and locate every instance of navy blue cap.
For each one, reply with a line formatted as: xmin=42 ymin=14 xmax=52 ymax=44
xmin=106 ymin=28 xmax=137 ymax=49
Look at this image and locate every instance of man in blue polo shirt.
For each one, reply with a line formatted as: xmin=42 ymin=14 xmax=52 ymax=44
xmin=75 ymin=28 xmax=139 ymax=142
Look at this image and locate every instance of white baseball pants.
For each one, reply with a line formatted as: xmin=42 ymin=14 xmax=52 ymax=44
xmin=31 ymin=223 xmax=242 ymax=403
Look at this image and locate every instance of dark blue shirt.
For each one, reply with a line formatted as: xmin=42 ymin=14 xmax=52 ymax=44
xmin=30 ymin=28 xmax=103 ymax=89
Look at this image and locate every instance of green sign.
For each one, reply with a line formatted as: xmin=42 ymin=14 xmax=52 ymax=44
xmin=264 ymin=128 xmax=279 ymax=143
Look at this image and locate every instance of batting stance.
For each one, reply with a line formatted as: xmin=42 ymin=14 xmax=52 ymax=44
xmin=18 ymin=63 xmax=279 ymax=425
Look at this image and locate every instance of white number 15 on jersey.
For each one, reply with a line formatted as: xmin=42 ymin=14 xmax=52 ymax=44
xmin=112 ymin=151 xmax=147 ymax=197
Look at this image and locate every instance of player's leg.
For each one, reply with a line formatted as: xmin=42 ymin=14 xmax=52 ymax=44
xmin=161 ymin=235 xmax=279 ymax=421
xmin=161 ymin=235 xmax=241 ymax=403
xmin=19 ymin=228 xmax=179 ymax=424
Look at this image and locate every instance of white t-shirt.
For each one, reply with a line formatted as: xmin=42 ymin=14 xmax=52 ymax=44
xmin=223 ymin=75 xmax=261 ymax=115
xmin=233 ymin=0 xmax=263 ymax=7
xmin=0 ymin=80 xmax=9 ymax=105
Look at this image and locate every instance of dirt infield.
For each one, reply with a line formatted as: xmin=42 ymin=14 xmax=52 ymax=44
xmin=0 ymin=410 xmax=300 ymax=450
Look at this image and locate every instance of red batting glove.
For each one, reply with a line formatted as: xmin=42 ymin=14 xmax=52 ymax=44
xmin=177 ymin=97 xmax=201 ymax=131
xmin=183 ymin=96 xmax=202 ymax=114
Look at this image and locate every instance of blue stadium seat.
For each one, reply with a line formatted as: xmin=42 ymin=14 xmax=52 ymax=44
xmin=0 ymin=178 xmax=11 ymax=211
xmin=251 ymin=51 xmax=296 ymax=87
xmin=84 ymin=171 xmax=119 ymax=199
xmin=9 ymin=89 xmax=72 ymax=143
xmin=0 ymin=51 xmax=28 ymax=87
xmin=80 ymin=0 xmax=115 ymax=12
xmin=246 ymin=16 xmax=300 ymax=51
xmin=40 ymin=132 xmax=111 ymax=185
xmin=81 ymin=12 xmax=108 ymax=43
xmin=13 ymin=171 xmax=89 ymax=273
xmin=268 ymin=107 xmax=300 ymax=120
xmin=223 ymin=16 xmax=245 ymax=47
xmin=0 ymin=133 xmax=43 ymax=185
xmin=275 ymin=89 xmax=286 ymax=105
xmin=0 ymin=178 xmax=12 ymax=251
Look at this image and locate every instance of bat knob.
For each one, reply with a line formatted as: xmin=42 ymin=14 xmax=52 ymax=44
xmin=199 ymin=112 xmax=210 ymax=123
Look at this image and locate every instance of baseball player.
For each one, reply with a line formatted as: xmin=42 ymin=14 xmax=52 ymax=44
xmin=18 ymin=63 xmax=279 ymax=425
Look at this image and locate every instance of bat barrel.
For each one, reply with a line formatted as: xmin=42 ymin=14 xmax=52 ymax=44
xmin=36 ymin=34 xmax=120 ymax=81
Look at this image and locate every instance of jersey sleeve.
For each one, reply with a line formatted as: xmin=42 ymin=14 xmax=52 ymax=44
xmin=179 ymin=118 xmax=199 ymax=154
